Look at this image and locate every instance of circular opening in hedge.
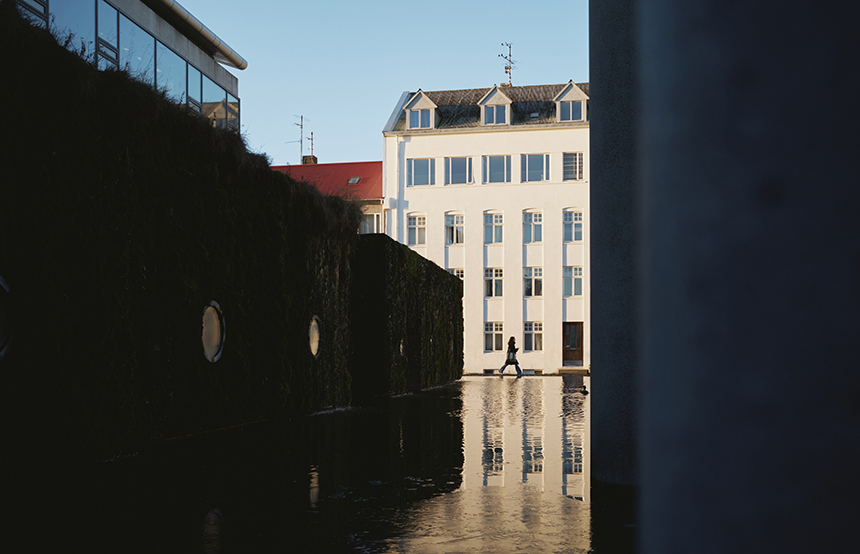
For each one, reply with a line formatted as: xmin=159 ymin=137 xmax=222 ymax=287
xmin=0 ymin=276 xmax=9 ymax=360
xmin=309 ymin=316 xmax=320 ymax=357
xmin=202 ymin=301 xmax=225 ymax=363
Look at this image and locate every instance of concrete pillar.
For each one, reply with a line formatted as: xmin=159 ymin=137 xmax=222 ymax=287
xmin=590 ymin=0 xmax=639 ymax=487
xmin=635 ymin=1 xmax=860 ymax=552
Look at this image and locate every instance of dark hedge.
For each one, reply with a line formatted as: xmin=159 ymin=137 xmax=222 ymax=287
xmin=0 ymin=3 xmax=462 ymax=461
xmin=350 ymin=235 xmax=464 ymax=402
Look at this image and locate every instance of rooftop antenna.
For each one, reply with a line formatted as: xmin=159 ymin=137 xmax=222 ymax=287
xmin=292 ymin=114 xmax=310 ymax=164
xmin=306 ymin=131 xmax=314 ymax=158
xmin=499 ymin=42 xmax=515 ymax=87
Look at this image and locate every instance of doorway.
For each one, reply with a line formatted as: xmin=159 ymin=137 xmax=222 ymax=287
xmin=562 ymin=322 xmax=583 ymax=366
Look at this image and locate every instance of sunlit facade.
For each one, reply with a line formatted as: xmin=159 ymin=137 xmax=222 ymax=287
xmin=16 ymin=0 xmax=243 ymax=129
xmin=383 ymin=82 xmax=591 ymax=373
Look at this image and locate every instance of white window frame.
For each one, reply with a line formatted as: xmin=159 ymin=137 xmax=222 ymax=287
xmin=563 ymin=266 xmax=583 ymax=297
xmin=407 ymin=158 xmax=435 ymax=186
xmin=563 ymin=210 xmax=583 ymax=243
xmin=484 ymin=268 xmax=503 ymax=297
xmin=523 ymin=212 xmax=543 ymax=243
xmin=483 ymin=104 xmax=507 ymax=125
xmin=524 ymin=267 xmax=543 ymax=297
xmin=444 ymin=157 xmax=473 ymax=185
xmin=521 ymin=154 xmax=551 ymax=182
xmin=524 ymin=322 xmax=543 ymax=352
xmin=447 ymin=268 xmax=464 ymax=280
xmin=359 ymin=213 xmax=380 ymax=234
xmin=485 ymin=322 xmax=504 ymax=351
xmin=482 ymin=155 xmax=512 ymax=183
xmin=445 ymin=213 xmax=465 ymax=245
xmin=559 ymin=100 xmax=583 ymax=122
xmin=484 ymin=212 xmax=503 ymax=244
xmin=407 ymin=215 xmax=426 ymax=246
xmin=409 ymin=108 xmax=431 ymax=129
xmin=563 ymin=152 xmax=584 ymax=181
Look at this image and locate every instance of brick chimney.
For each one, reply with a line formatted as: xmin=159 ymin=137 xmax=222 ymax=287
xmin=302 ymin=155 xmax=318 ymax=165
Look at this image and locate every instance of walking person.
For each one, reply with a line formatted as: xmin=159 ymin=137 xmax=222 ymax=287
xmin=499 ymin=336 xmax=523 ymax=377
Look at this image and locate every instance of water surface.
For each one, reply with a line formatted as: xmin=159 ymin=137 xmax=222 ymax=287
xmin=9 ymin=375 xmax=591 ymax=552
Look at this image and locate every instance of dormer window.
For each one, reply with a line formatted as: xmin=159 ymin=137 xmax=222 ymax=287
xmin=484 ymin=105 xmax=506 ymax=125
xmin=410 ymin=109 xmax=431 ymax=129
xmin=559 ymin=101 xmax=583 ymax=121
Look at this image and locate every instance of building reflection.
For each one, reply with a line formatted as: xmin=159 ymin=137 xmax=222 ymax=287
xmin=468 ymin=375 xmax=590 ymax=501
xmin=395 ymin=375 xmax=591 ymax=552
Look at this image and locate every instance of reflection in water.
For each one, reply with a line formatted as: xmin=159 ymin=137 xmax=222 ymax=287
xmin=8 ymin=376 xmax=590 ymax=552
xmin=392 ymin=376 xmax=591 ymax=552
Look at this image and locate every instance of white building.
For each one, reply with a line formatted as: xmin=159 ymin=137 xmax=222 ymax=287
xmin=382 ymin=82 xmax=590 ymax=374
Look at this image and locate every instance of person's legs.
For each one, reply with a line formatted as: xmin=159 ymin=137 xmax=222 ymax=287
xmin=515 ymin=364 xmax=522 ymax=376
xmin=499 ymin=363 xmax=506 ymax=373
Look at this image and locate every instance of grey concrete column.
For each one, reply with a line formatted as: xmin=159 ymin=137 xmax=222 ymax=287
xmin=590 ymin=0 xmax=639 ymax=487
xmin=637 ymin=1 xmax=860 ymax=552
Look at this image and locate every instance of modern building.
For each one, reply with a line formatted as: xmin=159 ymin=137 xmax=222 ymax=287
xmin=15 ymin=0 xmax=244 ymax=129
xmin=382 ymin=82 xmax=590 ymax=374
xmin=272 ymin=160 xmax=384 ymax=235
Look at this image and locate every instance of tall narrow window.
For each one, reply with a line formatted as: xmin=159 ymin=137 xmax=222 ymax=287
xmin=484 ymin=268 xmax=503 ymax=297
xmin=560 ymin=101 xmax=583 ymax=121
xmin=521 ymin=154 xmax=550 ymax=182
xmin=563 ymin=152 xmax=584 ymax=181
xmin=523 ymin=212 xmax=543 ymax=243
xmin=120 ymin=15 xmax=155 ymax=84
xmin=158 ymin=42 xmax=188 ymax=104
xmin=407 ymin=158 xmax=435 ymax=186
xmin=97 ymin=0 xmax=118 ymax=69
xmin=482 ymin=155 xmax=512 ymax=183
xmin=445 ymin=157 xmax=472 ymax=184
xmin=484 ymin=213 xmax=503 ymax=244
xmin=524 ymin=322 xmax=543 ymax=351
xmin=524 ymin=268 xmax=543 ymax=297
xmin=484 ymin=105 xmax=506 ymax=125
xmin=563 ymin=210 xmax=583 ymax=242
xmin=564 ymin=267 xmax=583 ymax=297
xmin=407 ymin=215 xmax=426 ymax=246
xmin=446 ymin=214 xmax=464 ymax=245
xmin=485 ymin=322 xmax=504 ymax=351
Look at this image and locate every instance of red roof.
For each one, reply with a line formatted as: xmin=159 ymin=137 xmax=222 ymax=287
xmin=271 ymin=161 xmax=382 ymax=202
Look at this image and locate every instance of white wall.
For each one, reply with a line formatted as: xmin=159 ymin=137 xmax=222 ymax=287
xmin=383 ymin=124 xmax=590 ymax=373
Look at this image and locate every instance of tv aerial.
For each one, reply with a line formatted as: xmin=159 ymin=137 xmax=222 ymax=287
xmin=499 ymin=43 xmax=515 ymax=86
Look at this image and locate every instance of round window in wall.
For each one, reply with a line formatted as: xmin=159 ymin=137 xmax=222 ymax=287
xmin=202 ymin=301 xmax=226 ymax=363
xmin=0 ymin=276 xmax=10 ymax=360
xmin=309 ymin=316 xmax=320 ymax=357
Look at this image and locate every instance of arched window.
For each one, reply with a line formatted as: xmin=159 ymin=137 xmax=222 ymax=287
xmin=445 ymin=212 xmax=464 ymax=245
xmin=407 ymin=213 xmax=426 ymax=246
xmin=563 ymin=209 xmax=584 ymax=242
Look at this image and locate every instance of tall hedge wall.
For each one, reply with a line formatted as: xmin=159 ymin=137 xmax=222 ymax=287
xmin=0 ymin=3 xmax=463 ymax=460
xmin=350 ymin=235 xmax=464 ymax=402
xmin=0 ymin=4 xmax=354 ymax=459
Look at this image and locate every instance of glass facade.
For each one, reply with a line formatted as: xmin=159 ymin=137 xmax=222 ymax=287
xmin=157 ymin=42 xmax=186 ymax=103
xmin=52 ymin=0 xmax=96 ymax=55
xmin=120 ymin=15 xmax=154 ymax=84
xmin=20 ymin=0 xmax=239 ymax=129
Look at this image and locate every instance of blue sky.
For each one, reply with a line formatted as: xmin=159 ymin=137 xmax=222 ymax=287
xmin=178 ymin=0 xmax=589 ymax=165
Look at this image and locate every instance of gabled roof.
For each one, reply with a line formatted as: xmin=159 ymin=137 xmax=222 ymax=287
xmin=553 ymin=80 xmax=590 ymax=102
xmin=387 ymin=82 xmax=589 ymax=131
xmin=404 ymin=89 xmax=438 ymax=111
xmin=271 ymin=161 xmax=383 ymax=201
xmin=478 ymin=85 xmax=512 ymax=106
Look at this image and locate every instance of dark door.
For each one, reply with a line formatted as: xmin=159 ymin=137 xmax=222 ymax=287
xmin=563 ymin=322 xmax=583 ymax=366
